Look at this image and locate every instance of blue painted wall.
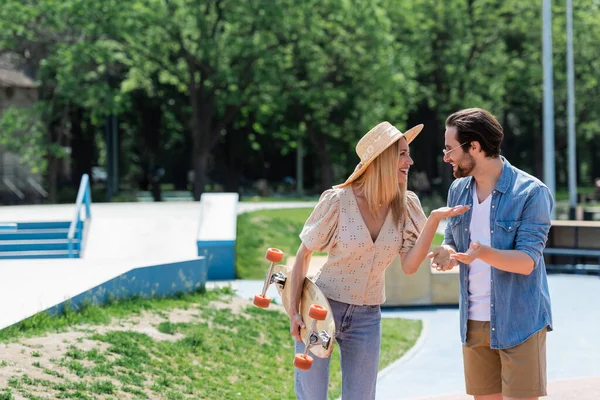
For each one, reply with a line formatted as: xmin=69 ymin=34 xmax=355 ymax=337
xmin=196 ymin=192 xmax=239 ymax=281
xmin=197 ymin=241 xmax=235 ymax=280
xmin=48 ymin=257 xmax=207 ymax=315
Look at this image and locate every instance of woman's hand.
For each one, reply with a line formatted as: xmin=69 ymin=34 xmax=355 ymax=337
xmin=428 ymin=245 xmax=458 ymax=271
xmin=429 ymin=205 xmax=470 ymax=222
xmin=290 ymin=313 xmax=306 ymax=342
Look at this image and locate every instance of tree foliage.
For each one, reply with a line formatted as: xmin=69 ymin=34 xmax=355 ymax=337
xmin=0 ymin=0 xmax=599 ymax=201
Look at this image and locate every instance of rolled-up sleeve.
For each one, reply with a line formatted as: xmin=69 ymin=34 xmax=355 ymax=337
xmin=515 ymin=186 xmax=553 ymax=268
xmin=299 ymin=189 xmax=340 ymax=252
xmin=400 ymin=191 xmax=427 ymax=253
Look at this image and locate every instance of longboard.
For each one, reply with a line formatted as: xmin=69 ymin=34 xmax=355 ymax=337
xmin=254 ymin=248 xmax=336 ymax=370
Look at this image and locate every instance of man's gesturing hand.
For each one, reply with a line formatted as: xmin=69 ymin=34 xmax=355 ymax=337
xmin=450 ymin=241 xmax=482 ymax=265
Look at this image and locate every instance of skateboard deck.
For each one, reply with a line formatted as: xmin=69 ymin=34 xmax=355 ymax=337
xmin=253 ymin=248 xmax=336 ymax=367
xmin=271 ymin=263 xmax=336 ymax=359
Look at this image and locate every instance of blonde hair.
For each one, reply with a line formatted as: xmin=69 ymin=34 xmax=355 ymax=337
xmin=353 ymin=140 xmax=407 ymax=226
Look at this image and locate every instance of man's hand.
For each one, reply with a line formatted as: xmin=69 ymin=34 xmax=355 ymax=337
xmin=289 ymin=313 xmax=306 ymax=342
xmin=450 ymin=241 xmax=482 ymax=265
xmin=428 ymin=245 xmax=458 ymax=271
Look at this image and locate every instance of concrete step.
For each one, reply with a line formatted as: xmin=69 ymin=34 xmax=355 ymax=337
xmin=0 ymin=249 xmax=79 ymax=259
xmin=14 ymin=221 xmax=74 ymax=230
xmin=0 ymin=239 xmax=80 ymax=252
xmin=0 ymin=229 xmax=78 ymax=240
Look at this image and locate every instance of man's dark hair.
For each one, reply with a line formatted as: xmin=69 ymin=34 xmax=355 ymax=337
xmin=445 ymin=108 xmax=504 ymax=158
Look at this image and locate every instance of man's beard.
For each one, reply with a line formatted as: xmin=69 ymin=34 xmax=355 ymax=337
xmin=453 ymin=154 xmax=476 ymax=178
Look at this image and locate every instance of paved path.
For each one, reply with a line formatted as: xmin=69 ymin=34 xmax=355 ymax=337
xmin=378 ymin=274 xmax=600 ymax=399
xmin=217 ymin=274 xmax=600 ymax=399
xmin=379 ymin=274 xmax=600 ymax=399
xmin=417 ymin=376 xmax=600 ymax=400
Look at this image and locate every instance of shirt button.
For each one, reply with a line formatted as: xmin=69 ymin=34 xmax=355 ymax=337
xmin=465 ymin=228 xmax=468 ymax=232
xmin=491 ymin=304 xmax=494 ymax=307
xmin=490 ymin=230 xmax=494 ymax=234
xmin=492 ymin=205 xmax=495 ymax=208
xmin=492 ymin=328 xmax=496 ymax=331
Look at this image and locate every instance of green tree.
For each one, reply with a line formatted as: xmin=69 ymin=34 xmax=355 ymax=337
xmin=263 ymin=0 xmax=417 ymax=191
xmin=0 ymin=0 xmax=127 ymax=201
xmin=112 ymin=0 xmax=301 ymax=199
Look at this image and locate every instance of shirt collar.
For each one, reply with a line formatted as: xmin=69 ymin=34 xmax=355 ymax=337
xmin=495 ymin=156 xmax=512 ymax=194
xmin=463 ymin=156 xmax=512 ymax=194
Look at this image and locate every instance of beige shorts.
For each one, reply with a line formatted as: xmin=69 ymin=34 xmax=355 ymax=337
xmin=462 ymin=320 xmax=547 ymax=398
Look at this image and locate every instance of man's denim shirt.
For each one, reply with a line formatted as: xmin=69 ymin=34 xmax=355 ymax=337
xmin=444 ymin=158 xmax=554 ymax=349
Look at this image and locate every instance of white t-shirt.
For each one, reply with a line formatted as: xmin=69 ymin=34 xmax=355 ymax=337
xmin=468 ymin=183 xmax=492 ymax=321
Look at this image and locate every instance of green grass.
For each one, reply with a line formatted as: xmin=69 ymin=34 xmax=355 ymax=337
xmin=0 ymin=287 xmax=223 ymax=342
xmin=241 ymin=196 xmax=320 ymax=202
xmin=236 ymin=208 xmax=445 ymax=279
xmin=0 ymin=388 xmax=12 ymax=400
xmin=555 ymin=186 xmax=596 ymax=202
xmin=432 ymin=231 xmax=443 ymax=248
xmin=0 ymin=288 xmax=421 ymax=400
xmin=236 ymin=208 xmax=318 ymax=279
xmin=380 ymin=318 xmax=422 ymax=369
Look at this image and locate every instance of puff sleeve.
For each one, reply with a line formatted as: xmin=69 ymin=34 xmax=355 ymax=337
xmin=299 ymin=189 xmax=340 ymax=252
xmin=400 ymin=191 xmax=427 ymax=253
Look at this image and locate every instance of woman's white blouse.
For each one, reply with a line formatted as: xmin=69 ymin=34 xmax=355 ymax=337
xmin=300 ymin=187 xmax=427 ymax=305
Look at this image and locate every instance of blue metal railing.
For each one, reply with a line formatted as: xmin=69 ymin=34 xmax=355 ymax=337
xmin=68 ymin=174 xmax=92 ymax=258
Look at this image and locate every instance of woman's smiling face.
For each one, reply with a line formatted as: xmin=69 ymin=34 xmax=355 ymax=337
xmin=397 ymin=138 xmax=413 ymax=184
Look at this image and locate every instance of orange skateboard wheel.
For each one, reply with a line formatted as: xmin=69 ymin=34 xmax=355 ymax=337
xmin=265 ymin=248 xmax=284 ymax=263
xmin=253 ymin=294 xmax=271 ymax=308
xmin=294 ymin=354 xmax=313 ymax=370
xmin=308 ymin=304 xmax=328 ymax=321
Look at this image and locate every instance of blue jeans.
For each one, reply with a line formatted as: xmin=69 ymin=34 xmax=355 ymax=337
xmin=295 ymin=299 xmax=382 ymax=400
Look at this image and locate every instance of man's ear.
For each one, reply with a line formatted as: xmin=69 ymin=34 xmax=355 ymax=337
xmin=470 ymin=141 xmax=481 ymax=153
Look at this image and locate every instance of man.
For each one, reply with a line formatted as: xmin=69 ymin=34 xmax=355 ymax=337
xmin=428 ymin=108 xmax=553 ymax=400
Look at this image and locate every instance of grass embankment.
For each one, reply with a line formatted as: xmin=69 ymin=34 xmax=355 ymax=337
xmin=0 ymin=288 xmax=420 ymax=400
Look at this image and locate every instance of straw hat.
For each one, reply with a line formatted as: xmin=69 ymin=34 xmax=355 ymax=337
xmin=334 ymin=122 xmax=423 ymax=188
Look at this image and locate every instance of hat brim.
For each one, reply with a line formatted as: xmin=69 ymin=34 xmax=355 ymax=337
xmin=334 ymin=124 xmax=424 ymax=189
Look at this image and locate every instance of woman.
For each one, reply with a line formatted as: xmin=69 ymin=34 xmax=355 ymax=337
xmin=290 ymin=121 xmax=469 ymax=400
